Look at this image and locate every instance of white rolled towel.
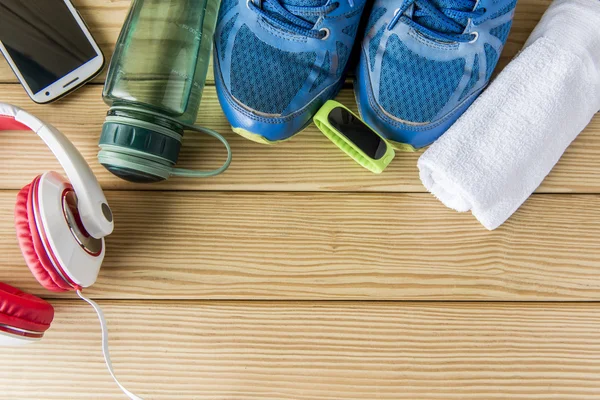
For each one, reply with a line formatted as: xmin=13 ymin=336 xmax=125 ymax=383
xmin=417 ymin=0 xmax=600 ymax=230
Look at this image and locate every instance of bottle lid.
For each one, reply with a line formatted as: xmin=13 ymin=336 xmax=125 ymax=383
xmin=99 ymin=117 xmax=183 ymax=183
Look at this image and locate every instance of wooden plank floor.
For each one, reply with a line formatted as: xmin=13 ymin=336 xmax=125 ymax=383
xmin=3 ymin=302 xmax=600 ymax=400
xmin=1 ymin=0 xmax=600 ymax=398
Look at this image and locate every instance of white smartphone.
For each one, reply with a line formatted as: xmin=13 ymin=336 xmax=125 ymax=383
xmin=0 ymin=0 xmax=104 ymax=104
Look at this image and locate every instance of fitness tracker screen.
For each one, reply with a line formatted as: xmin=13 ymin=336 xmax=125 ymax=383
xmin=327 ymin=107 xmax=388 ymax=160
xmin=0 ymin=0 xmax=98 ymax=93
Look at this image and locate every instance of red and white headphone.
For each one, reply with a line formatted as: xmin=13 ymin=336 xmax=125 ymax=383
xmin=0 ymin=102 xmax=112 ymax=345
xmin=0 ymin=104 xmax=141 ymax=399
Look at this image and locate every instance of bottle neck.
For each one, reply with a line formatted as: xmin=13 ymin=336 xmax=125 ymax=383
xmin=106 ymin=106 xmax=185 ymax=136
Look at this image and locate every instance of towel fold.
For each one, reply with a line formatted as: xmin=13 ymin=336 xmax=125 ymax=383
xmin=418 ymin=0 xmax=600 ymax=230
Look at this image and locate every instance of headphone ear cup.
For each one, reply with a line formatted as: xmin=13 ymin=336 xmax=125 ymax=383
xmin=14 ymin=178 xmax=72 ymax=292
xmin=0 ymin=282 xmax=54 ymax=338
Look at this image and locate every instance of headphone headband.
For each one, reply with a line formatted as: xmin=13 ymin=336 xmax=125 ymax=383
xmin=0 ymin=103 xmax=113 ymax=238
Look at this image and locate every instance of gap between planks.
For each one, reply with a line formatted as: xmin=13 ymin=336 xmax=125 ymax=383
xmin=2 ymin=299 xmax=600 ymax=400
xmin=1 ymin=84 xmax=599 ymax=193
xmin=2 ymin=191 xmax=600 ymax=302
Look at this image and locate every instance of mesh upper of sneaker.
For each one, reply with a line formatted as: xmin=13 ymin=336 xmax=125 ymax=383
xmin=215 ymin=0 xmax=366 ymax=116
xmin=362 ymin=1 xmax=517 ymax=124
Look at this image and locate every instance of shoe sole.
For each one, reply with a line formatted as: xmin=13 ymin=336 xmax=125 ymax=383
xmin=231 ymin=110 xmax=319 ymax=145
xmin=233 ymin=127 xmax=279 ymax=145
xmin=234 ymin=124 xmax=418 ymax=153
xmin=387 ymin=140 xmax=418 ymax=153
xmin=230 ymin=74 xmax=347 ymax=146
xmin=232 ymin=127 xmax=301 ymax=145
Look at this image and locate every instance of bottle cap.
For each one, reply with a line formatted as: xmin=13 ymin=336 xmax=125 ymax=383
xmin=98 ymin=116 xmax=183 ymax=183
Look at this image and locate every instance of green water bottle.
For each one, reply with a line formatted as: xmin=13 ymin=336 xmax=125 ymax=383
xmin=99 ymin=0 xmax=231 ymax=183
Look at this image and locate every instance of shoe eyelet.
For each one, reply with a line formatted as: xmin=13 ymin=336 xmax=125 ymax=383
xmin=468 ymin=31 xmax=479 ymax=43
xmin=320 ymin=28 xmax=330 ymax=40
xmin=246 ymin=0 xmax=252 ymax=10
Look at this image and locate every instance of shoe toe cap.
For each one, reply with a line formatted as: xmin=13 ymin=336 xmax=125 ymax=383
xmin=356 ymin=54 xmax=481 ymax=149
xmin=215 ymin=66 xmax=318 ymax=143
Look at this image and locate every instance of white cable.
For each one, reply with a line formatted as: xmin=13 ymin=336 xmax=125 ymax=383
xmin=77 ymin=290 xmax=145 ymax=400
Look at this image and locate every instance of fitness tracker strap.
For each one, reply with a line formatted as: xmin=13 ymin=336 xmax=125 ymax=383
xmin=313 ymin=101 xmax=395 ymax=174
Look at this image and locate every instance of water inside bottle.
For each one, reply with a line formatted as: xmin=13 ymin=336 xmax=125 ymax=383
xmin=103 ymin=0 xmax=218 ymax=124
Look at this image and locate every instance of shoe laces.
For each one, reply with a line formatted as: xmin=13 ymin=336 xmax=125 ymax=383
xmin=388 ymin=0 xmax=485 ymax=43
xmin=247 ymin=0 xmax=346 ymax=39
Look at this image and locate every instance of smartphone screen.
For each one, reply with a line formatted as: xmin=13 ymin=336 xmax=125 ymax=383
xmin=0 ymin=0 xmax=99 ymax=95
xmin=327 ymin=107 xmax=388 ymax=160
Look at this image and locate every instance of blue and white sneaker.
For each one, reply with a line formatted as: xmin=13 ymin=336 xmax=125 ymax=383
xmin=355 ymin=0 xmax=517 ymax=150
xmin=214 ymin=0 xmax=366 ymax=144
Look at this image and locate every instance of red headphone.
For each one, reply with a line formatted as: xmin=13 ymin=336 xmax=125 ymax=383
xmin=0 ymin=103 xmax=113 ymax=345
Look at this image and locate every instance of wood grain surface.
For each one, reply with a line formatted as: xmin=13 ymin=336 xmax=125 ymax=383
xmin=2 ymin=0 xmax=600 ymax=399
xmin=1 ymin=85 xmax=599 ymax=192
xmin=2 ymin=190 xmax=599 ymax=301
xmin=1 ymin=301 xmax=600 ymax=400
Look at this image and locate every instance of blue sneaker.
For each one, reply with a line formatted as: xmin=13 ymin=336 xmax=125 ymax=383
xmin=214 ymin=0 xmax=366 ymax=144
xmin=355 ymin=0 xmax=517 ymax=149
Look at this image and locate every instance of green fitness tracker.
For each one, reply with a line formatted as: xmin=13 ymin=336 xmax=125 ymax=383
xmin=313 ymin=100 xmax=395 ymax=174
